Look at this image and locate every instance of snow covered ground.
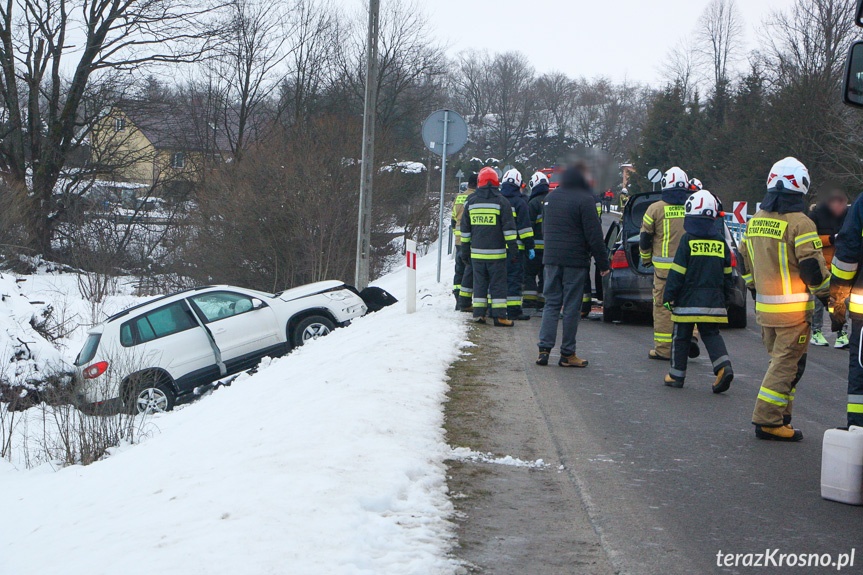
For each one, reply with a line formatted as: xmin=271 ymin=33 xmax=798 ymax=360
xmin=0 ymin=251 xmax=467 ymax=575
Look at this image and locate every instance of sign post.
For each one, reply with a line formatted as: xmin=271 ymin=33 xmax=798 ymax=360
xmin=422 ymin=109 xmax=468 ymax=284
xmin=406 ymin=239 xmax=417 ymax=314
xmin=648 ymin=168 xmax=662 ymax=192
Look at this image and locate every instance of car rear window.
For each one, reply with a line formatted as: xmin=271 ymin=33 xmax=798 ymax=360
xmin=75 ymin=334 xmax=101 ymax=366
xmin=122 ymin=301 xmax=197 ymax=346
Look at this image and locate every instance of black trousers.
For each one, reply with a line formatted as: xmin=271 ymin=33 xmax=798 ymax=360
xmin=454 ymin=246 xmax=466 ymax=293
xmin=848 ymin=315 xmax=863 ymax=427
xmin=523 ymin=253 xmax=544 ymax=308
xmin=458 ymin=257 xmax=474 ymax=309
xmin=669 ymin=322 xmax=731 ymax=381
xmin=473 ymin=259 xmax=507 ymax=319
xmin=506 ymin=252 xmax=526 ymax=318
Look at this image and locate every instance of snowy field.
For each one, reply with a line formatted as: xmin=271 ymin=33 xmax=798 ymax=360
xmin=0 ymin=252 xmax=467 ymax=575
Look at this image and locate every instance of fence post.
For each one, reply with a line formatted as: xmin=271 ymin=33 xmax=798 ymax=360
xmin=406 ymin=239 xmax=417 ymax=314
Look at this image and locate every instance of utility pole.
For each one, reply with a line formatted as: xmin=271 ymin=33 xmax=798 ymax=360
xmin=354 ymin=0 xmax=380 ymax=290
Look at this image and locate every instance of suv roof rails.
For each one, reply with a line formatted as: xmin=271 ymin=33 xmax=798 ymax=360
xmin=105 ymin=286 xmax=215 ymax=323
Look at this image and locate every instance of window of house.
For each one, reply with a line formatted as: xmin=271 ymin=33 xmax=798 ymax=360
xmin=114 ymin=117 xmax=126 ymax=132
xmin=171 ymin=152 xmax=185 ymax=169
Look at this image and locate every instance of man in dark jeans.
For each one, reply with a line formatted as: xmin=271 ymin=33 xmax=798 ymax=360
xmin=537 ymin=163 xmax=610 ymax=368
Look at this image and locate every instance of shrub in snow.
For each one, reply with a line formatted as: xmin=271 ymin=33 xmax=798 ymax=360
xmin=0 ymin=273 xmax=70 ymax=399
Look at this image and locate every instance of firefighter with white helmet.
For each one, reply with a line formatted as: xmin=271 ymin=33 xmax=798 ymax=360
xmin=740 ymin=157 xmax=830 ymax=442
xmin=524 ymin=171 xmax=551 ymax=311
xmin=499 ymin=168 xmax=536 ymax=320
xmin=640 ymin=167 xmax=698 ymax=360
xmin=662 ymin=190 xmax=735 ymax=392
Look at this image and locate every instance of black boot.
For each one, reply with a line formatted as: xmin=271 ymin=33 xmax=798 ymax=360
xmin=536 ymin=348 xmax=550 ymax=366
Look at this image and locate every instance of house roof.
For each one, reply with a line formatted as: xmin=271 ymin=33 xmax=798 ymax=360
xmin=116 ymin=100 xmax=233 ymax=154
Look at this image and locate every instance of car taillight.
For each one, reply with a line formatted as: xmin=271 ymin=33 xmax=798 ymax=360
xmin=611 ymin=250 xmax=629 ymax=269
xmin=83 ymin=361 xmax=109 ymax=380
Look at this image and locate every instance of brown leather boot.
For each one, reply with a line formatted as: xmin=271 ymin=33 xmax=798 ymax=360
xmin=493 ymin=318 xmax=514 ymax=327
xmin=755 ymin=425 xmax=803 ymax=442
xmin=559 ymin=354 xmax=588 ymax=368
xmin=712 ymin=367 xmax=733 ymax=394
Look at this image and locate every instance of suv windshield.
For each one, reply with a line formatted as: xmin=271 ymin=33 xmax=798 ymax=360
xmin=75 ymin=333 xmax=101 ymax=366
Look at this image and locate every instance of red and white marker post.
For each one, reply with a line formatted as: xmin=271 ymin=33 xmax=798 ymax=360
xmin=406 ymin=239 xmax=417 ymax=314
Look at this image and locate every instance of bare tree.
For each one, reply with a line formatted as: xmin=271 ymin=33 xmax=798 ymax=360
xmin=0 ymin=0 xmax=222 ymax=255
xmin=486 ymin=52 xmax=535 ymax=161
xmin=696 ymin=0 xmax=745 ymax=90
xmin=451 ymin=50 xmax=494 ymax=125
xmin=662 ymin=38 xmax=700 ymax=99
xmin=211 ymin=0 xmax=292 ymax=160
xmin=281 ymin=0 xmax=339 ymax=122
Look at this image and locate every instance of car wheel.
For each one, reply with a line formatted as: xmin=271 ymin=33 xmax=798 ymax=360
xmin=727 ymin=305 xmax=748 ymax=329
xmin=126 ymin=375 xmax=176 ymax=415
xmin=293 ymin=315 xmax=336 ymax=347
xmin=603 ymin=305 xmax=622 ymax=324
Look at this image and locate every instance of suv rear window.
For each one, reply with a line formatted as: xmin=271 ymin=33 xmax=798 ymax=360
xmin=75 ymin=334 xmax=101 ymax=366
xmin=122 ymin=301 xmax=197 ymax=346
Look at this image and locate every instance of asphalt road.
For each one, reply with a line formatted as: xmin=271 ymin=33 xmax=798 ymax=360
xmin=511 ymin=212 xmax=862 ymax=574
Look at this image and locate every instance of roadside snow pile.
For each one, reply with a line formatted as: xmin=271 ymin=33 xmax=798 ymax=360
xmin=1 ymin=250 xmax=466 ymax=575
xmin=449 ymin=447 xmax=550 ymax=469
xmin=0 ymin=272 xmax=67 ymax=389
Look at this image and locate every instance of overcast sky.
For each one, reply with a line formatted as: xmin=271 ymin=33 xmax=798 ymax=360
xmin=346 ymin=0 xmax=795 ymax=84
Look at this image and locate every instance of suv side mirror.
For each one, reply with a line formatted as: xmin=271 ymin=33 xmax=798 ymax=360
xmin=251 ymin=298 xmax=266 ymax=310
xmin=857 ymin=0 xmax=863 ymax=27
xmin=844 ymin=41 xmax=863 ymax=108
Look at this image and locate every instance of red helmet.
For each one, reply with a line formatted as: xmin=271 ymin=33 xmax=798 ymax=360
xmin=478 ymin=167 xmax=500 ymax=188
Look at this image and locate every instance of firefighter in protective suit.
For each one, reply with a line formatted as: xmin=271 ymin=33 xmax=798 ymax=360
xmin=454 ymin=173 xmax=478 ymax=312
xmin=499 ymin=168 xmax=536 ymax=320
xmin=662 ymin=190 xmax=735 ymax=392
xmin=524 ymin=171 xmax=550 ymax=311
xmin=461 ymin=167 xmax=519 ymax=327
xmin=740 ymin=157 xmax=830 ymax=442
xmin=829 ymin=191 xmax=863 ymax=428
xmin=640 ymin=167 xmax=698 ymax=360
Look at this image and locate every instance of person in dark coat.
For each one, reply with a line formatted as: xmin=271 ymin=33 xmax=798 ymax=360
xmin=536 ymin=163 xmax=610 ymax=368
xmin=809 ymin=186 xmax=850 ymax=347
xmin=456 ymin=173 xmax=479 ymax=312
xmin=663 ymin=190 xmax=735 ymax=393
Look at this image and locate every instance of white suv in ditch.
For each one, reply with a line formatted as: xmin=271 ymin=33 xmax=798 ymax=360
xmin=74 ymin=281 xmax=367 ymax=413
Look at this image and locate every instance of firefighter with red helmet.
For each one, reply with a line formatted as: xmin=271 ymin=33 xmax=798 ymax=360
xmin=460 ymin=167 xmax=519 ymax=327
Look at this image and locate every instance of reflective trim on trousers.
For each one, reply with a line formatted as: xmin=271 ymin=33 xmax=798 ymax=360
xmin=757 ymin=386 xmax=791 ymax=406
xmin=654 ymin=332 xmax=673 ymax=343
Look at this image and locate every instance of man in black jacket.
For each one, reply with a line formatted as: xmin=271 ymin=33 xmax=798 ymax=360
xmin=524 ymin=171 xmax=551 ymax=311
xmin=537 ymin=163 xmax=610 ymax=367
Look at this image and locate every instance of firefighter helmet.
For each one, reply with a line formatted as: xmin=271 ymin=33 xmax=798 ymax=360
xmin=767 ymin=157 xmax=810 ymax=194
xmin=478 ymin=167 xmax=500 ymax=188
xmin=529 ymin=171 xmax=549 ymax=190
xmin=662 ymin=167 xmax=690 ymax=191
xmin=685 ymin=190 xmax=720 ymax=219
xmin=689 ymin=178 xmax=703 ymax=191
xmin=502 ymin=168 xmax=523 ymax=188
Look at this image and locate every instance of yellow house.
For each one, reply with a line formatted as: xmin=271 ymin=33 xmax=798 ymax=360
xmin=91 ymin=101 xmax=228 ymax=190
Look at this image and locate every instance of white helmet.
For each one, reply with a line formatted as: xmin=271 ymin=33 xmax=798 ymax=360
xmin=661 ymin=167 xmax=689 ymax=191
xmin=502 ymin=168 xmax=523 ymax=188
xmin=767 ymin=157 xmax=810 ymax=194
xmin=689 ymin=178 xmax=703 ymax=191
xmin=685 ymin=190 xmax=720 ymax=219
xmin=529 ymin=171 xmax=548 ymax=190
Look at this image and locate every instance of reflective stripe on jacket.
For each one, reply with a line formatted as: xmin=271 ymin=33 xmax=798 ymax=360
xmin=832 ymin=195 xmax=863 ymax=314
xmin=663 ymin=234 xmax=734 ymax=324
xmin=740 ymin=210 xmax=829 ymax=327
xmin=451 ymin=190 xmax=472 ymax=246
xmin=640 ymin=201 xmax=686 ymax=279
xmin=459 ymin=185 xmax=518 ymax=260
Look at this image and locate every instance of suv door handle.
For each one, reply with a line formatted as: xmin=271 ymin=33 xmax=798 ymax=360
xmin=214 ymin=327 xmax=226 ymax=334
